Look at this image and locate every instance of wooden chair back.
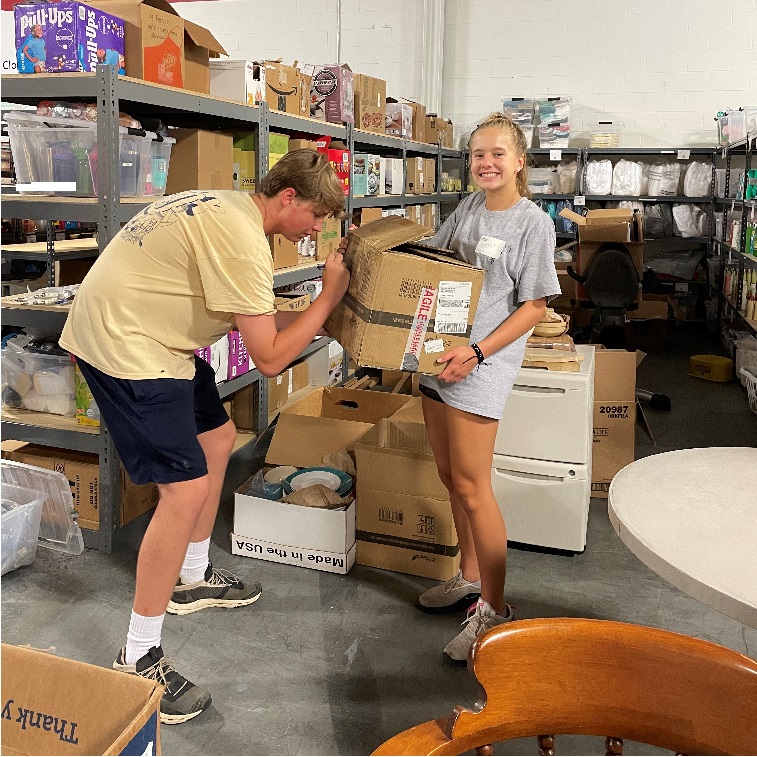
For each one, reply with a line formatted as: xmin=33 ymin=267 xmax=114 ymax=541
xmin=373 ymin=618 xmax=757 ymax=756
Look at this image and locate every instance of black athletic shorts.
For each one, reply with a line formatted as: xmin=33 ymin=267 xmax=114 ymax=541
xmin=75 ymin=356 xmax=229 ymax=485
xmin=418 ymin=383 xmax=445 ymax=404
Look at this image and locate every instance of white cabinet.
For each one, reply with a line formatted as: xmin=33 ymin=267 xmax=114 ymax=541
xmin=494 ymin=345 xmax=595 ymax=551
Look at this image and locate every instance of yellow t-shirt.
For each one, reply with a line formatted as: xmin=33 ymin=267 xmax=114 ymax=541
xmin=60 ymin=190 xmax=275 ymax=380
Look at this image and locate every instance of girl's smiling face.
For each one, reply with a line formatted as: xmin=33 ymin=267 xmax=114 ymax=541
xmin=470 ymin=126 xmax=524 ymax=194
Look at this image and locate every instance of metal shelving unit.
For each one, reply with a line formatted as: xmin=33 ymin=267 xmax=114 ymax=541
xmin=713 ymin=132 xmax=756 ymax=336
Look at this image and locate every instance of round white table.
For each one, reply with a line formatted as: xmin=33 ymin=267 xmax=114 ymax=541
xmin=609 ymin=447 xmax=757 ymax=628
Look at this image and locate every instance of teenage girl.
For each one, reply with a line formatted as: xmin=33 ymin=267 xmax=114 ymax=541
xmin=417 ymin=113 xmax=561 ymax=663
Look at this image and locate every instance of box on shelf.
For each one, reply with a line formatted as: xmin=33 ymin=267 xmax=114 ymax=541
xmin=165 ymin=128 xmax=233 ymax=193
xmin=385 ymin=99 xmax=413 ymax=139
xmin=269 ymin=234 xmax=298 ymax=270
xmin=288 ymin=138 xmax=317 ymax=152
xmin=383 ymin=157 xmax=404 ymax=194
xmin=209 ymin=59 xmax=262 ymax=105
xmin=355 ymin=416 xmax=459 ymax=580
xmin=421 ymin=203 xmax=437 ymax=230
xmin=424 ymin=115 xmax=451 ymax=145
xmin=248 ymin=60 xmax=304 ymax=115
xmin=2 ymin=443 xmax=158 ymax=531
xmin=591 ymin=349 xmax=641 ymax=499
xmin=352 ymin=153 xmax=380 ymax=197
xmin=353 ymin=73 xmax=386 ymax=133
xmin=315 ymin=136 xmax=350 ymax=196
xmin=360 ymin=207 xmax=383 ymax=225
xmin=326 ymin=216 xmax=485 ymax=374
xmin=195 ymin=334 xmax=228 ymax=384
xmin=405 ymin=100 xmax=427 ymax=142
xmin=423 ymin=158 xmax=436 ymax=193
xmin=274 ymin=292 xmax=310 ymax=312
xmin=227 ymin=329 xmax=254 ymax=381
xmin=315 ymin=215 xmax=341 ymax=261
xmin=14 ymin=1 xmax=125 ymax=75
xmin=406 ymin=156 xmax=424 ymax=194
xmin=1 ymin=643 xmax=162 ymax=756
xmin=300 ymin=63 xmax=354 ymax=124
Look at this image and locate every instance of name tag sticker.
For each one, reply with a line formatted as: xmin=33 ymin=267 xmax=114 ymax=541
xmin=424 ymin=339 xmax=445 ymax=354
xmin=475 ymin=236 xmax=506 ymax=259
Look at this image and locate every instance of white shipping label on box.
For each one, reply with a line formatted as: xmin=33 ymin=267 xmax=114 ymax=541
xmin=424 ymin=339 xmax=444 ymax=354
xmin=475 ymin=236 xmax=505 ymax=259
xmin=435 ymin=281 xmax=472 ymax=334
xmin=231 ymin=533 xmax=355 ymax=574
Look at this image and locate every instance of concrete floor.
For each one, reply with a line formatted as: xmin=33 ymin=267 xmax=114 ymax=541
xmin=2 ymin=324 xmax=756 ymax=756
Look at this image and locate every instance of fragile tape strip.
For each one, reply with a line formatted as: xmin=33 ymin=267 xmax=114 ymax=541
xmin=401 ymin=286 xmax=437 ymax=371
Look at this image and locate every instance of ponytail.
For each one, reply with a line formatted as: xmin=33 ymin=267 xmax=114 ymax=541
xmin=470 ymin=113 xmax=531 ymax=199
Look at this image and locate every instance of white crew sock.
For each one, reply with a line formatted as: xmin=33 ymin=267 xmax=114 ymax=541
xmin=125 ymin=610 xmax=165 ymax=666
xmin=179 ymin=537 xmax=211 ymax=585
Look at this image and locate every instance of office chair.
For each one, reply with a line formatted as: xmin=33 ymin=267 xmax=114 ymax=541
xmin=567 ymin=242 xmax=640 ymax=348
xmin=373 ymin=618 xmax=757 ymax=756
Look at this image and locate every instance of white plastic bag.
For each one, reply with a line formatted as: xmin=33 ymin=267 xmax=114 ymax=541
xmin=555 ymin=161 xmax=578 ymax=194
xmin=683 ymin=161 xmax=713 ymax=198
xmin=672 ymin=204 xmax=708 ymax=238
xmin=612 ymin=160 xmax=643 ymax=196
xmin=647 ymin=162 xmax=681 ymax=196
xmin=585 ymin=160 xmax=613 ymax=195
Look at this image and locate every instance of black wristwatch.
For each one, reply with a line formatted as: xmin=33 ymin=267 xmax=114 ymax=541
xmin=470 ymin=343 xmax=485 ymax=364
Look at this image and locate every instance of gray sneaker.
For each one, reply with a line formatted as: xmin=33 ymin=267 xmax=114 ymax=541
xmin=167 ymin=563 xmax=262 ymax=615
xmin=417 ymin=570 xmax=481 ymax=614
xmin=443 ymin=600 xmax=515 ymax=664
xmin=114 ymin=646 xmax=211 ymax=725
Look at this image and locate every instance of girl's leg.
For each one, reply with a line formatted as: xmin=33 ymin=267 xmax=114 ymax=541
xmin=445 ymin=407 xmax=506 ymax=614
xmin=421 ymin=394 xmax=479 ymax=581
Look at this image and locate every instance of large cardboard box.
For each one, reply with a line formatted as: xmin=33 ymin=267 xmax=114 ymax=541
xmin=405 ymin=156 xmax=424 ymax=194
xmin=209 ymin=59 xmax=262 ymax=105
xmin=355 ymin=417 xmax=459 ymax=580
xmin=326 ymin=217 xmax=484 ymax=374
xmin=302 ymin=63 xmax=354 ymax=123
xmin=591 ymin=349 xmax=639 ymax=498
xmin=250 ymin=60 xmax=303 ymax=115
xmin=1 ymin=643 xmax=162 ymax=755
xmin=88 ymin=0 xmax=224 ymax=92
xmin=2 ymin=444 xmax=158 ymax=532
xmin=353 ymin=73 xmax=386 ymax=133
xmin=165 ymin=129 xmax=233 ymax=193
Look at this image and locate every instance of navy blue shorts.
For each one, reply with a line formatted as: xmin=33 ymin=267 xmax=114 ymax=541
xmin=75 ymin=356 xmax=229 ymax=485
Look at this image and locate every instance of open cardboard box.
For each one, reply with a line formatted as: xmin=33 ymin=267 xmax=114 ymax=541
xmin=233 ymin=387 xmax=411 ymax=573
xmin=1 ymin=643 xmax=162 ymax=755
xmin=325 ymin=216 xmax=485 ymax=374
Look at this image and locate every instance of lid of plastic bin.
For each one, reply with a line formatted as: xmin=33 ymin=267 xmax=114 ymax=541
xmin=0 ymin=461 xmax=84 ymax=556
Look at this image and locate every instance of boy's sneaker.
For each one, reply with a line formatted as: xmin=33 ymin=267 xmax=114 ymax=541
xmin=167 ymin=563 xmax=262 ymax=615
xmin=417 ymin=570 xmax=481 ymax=613
xmin=113 ymin=646 xmax=211 ymax=725
xmin=443 ymin=599 xmax=515 ymax=664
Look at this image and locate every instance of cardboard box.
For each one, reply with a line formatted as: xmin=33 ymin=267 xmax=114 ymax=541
xmin=227 ymin=329 xmax=254 ymax=381
xmin=383 ymin=157 xmax=404 ymax=194
xmin=182 ymin=18 xmax=227 ymax=94
xmin=302 ymin=63 xmax=353 ymax=123
xmin=269 ymin=234 xmax=298 ymax=269
xmin=624 ymin=295 xmax=669 ymax=352
xmin=424 ymin=115 xmax=449 ymax=145
xmin=287 ymin=139 xmax=317 ymax=152
xmin=165 ymin=129 xmax=233 ymax=193
xmin=231 ymin=532 xmax=356 ymax=574
xmin=353 ymin=73 xmax=386 ymax=133
xmin=298 ymin=72 xmax=312 ymax=119
xmin=315 ymin=215 xmax=341 ymax=261
xmin=2 ymin=444 xmax=158 ymax=531
xmin=591 ymin=349 xmax=639 ymax=498
xmin=248 ymin=60 xmax=303 ymax=115
xmin=355 ymin=418 xmax=459 ymax=580
xmin=405 ymin=100 xmax=427 ymax=142
xmin=352 ymin=153 xmax=380 ymax=197
xmin=209 ymin=59 xmax=262 ymax=105
xmin=315 ymin=136 xmax=350 ymax=196
xmin=1 ymin=643 xmax=162 ymax=755
xmin=406 ymin=157 xmax=424 ymax=194
xmin=385 ymin=100 xmax=413 ymax=139
xmin=423 ymin=158 xmax=436 ymax=194
xmin=421 ymin=203 xmax=437 ymax=230
xmin=325 ymin=216 xmax=485 ymax=374
xmin=274 ymin=293 xmax=310 ymax=312
xmin=444 ymin=119 xmax=454 ymax=148
xmin=360 ymin=207 xmax=383 ymax=225
xmin=14 ymin=2 xmax=125 ymax=75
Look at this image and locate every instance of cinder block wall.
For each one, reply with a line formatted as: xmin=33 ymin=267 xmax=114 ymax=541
xmin=169 ymin=0 xmax=756 ymax=146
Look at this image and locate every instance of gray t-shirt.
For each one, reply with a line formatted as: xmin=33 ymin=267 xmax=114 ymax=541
xmin=419 ymin=192 xmax=561 ymax=419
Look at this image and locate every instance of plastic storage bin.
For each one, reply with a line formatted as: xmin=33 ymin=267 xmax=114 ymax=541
xmin=5 ymin=111 xmax=153 ymax=197
xmin=538 ymin=122 xmax=571 ymax=148
xmin=0 ymin=460 xmax=84 ymax=556
xmin=145 ymin=135 xmax=176 ymax=197
xmin=1 ymin=483 xmax=46 ymax=575
xmin=502 ymin=98 xmax=536 ymax=126
xmin=1 ymin=346 xmax=76 ymax=417
xmin=590 ymin=121 xmax=623 ymax=148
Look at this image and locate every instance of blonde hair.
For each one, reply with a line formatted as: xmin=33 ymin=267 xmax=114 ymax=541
xmin=470 ymin=113 xmax=531 ymax=199
xmin=259 ymin=149 xmax=345 ymax=218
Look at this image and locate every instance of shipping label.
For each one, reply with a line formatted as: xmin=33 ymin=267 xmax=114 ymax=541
xmin=435 ymin=281 xmax=472 ymax=334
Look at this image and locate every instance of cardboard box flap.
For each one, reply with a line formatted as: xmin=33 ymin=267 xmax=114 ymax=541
xmin=86 ymin=0 xmax=179 ymax=21
xmin=352 ymin=216 xmax=432 ymax=252
xmin=358 ymin=417 xmax=434 ymax=457
xmin=399 ymin=243 xmax=477 ymax=269
xmin=183 ymin=18 xmax=227 ymax=55
xmin=265 ymin=414 xmax=373 ymax=468
xmin=560 ymin=208 xmax=633 ymax=226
